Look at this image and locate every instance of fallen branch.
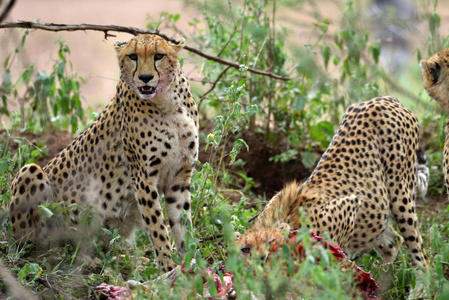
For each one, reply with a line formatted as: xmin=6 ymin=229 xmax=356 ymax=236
xmin=0 ymin=21 xmax=290 ymax=81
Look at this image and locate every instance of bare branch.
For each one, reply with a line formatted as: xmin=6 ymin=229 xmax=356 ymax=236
xmin=198 ymin=65 xmax=232 ymax=104
xmin=0 ymin=21 xmax=290 ymax=81
xmin=0 ymin=0 xmax=16 ymax=23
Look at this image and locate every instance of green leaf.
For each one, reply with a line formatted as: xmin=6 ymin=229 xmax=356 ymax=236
xmin=309 ymin=124 xmax=325 ymax=142
xmin=229 ymin=139 xmax=249 ymax=165
xmin=194 ymin=275 xmax=204 ymax=295
xmin=309 ymin=121 xmax=334 ymax=142
xmin=17 ymin=264 xmax=30 ymax=280
xmin=321 ymin=46 xmax=331 ymax=69
xmin=18 ymin=263 xmax=40 ymax=281
xmin=369 ymin=42 xmax=381 ymax=64
xmin=38 ymin=205 xmax=54 ymax=218
xmin=301 ymin=151 xmax=316 ymax=169
xmin=292 ymin=94 xmax=307 ymax=112
xmin=246 ymin=104 xmax=258 ymax=118
xmin=208 ymin=276 xmax=218 ymax=297
xmin=0 ymin=158 xmax=12 ymax=173
xmin=3 ymin=54 xmax=11 ymax=69
xmin=102 ymin=228 xmax=113 ymax=236
xmin=172 ymin=13 xmax=180 ymax=22
xmin=2 ymin=71 xmax=11 ymax=87
xmin=429 ymin=12 xmax=441 ymax=37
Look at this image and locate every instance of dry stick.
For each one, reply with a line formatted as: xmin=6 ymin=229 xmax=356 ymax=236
xmin=0 ymin=21 xmax=291 ymax=81
xmin=198 ymin=65 xmax=231 ymax=103
xmin=0 ymin=0 xmax=16 ymax=23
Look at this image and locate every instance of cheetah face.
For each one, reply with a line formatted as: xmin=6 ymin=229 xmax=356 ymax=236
xmin=235 ymin=224 xmax=290 ymax=260
xmin=114 ymin=34 xmax=185 ymax=100
xmin=420 ymin=48 xmax=449 ymax=113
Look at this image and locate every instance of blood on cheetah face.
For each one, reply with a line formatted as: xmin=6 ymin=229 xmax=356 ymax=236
xmin=236 ymin=223 xmax=291 ymax=260
xmin=114 ymin=35 xmax=184 ymax=100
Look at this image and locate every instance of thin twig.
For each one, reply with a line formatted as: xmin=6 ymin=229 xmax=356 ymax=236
xmin=0 ymin=0 xmax=16 ymax=23
xmin=36 ymin=277 xmax=74 ymax=299
xmin=199 ymin=233 xmax=223 ymax=243
xmin=198 ymin=65 xmax=232 ymax=106
xmin=0 ymin=21 xmax=290 ymax=81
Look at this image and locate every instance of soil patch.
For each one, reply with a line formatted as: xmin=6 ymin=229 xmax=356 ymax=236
xmin=4 ymin=128 xmax=447 ymax=218
xmin=2 ymin=130 xmax=73 ymax=167
xmin=416 ymin=193 xmax=449 ymax=218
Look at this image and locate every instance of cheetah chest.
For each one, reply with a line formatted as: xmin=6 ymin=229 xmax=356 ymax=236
xmin=158 ymin=113 xmax=198 ymax=169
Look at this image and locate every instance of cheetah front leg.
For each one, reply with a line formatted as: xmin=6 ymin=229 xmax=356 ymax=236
xmin=134 ymin=176 xmax=175 ymax=272
xmin=312 ymin=194 xmax=362 ymax=249
xmin=374 ymin=224 xmax=404 ymax=263
xmin=389 ymin=180 xmax=428 ymax=268
xmin=164 ymin=166 xmax=193 ymax=253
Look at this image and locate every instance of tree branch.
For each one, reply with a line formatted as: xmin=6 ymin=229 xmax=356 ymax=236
xmin=0 ymin=21 xmax=290 ymax=81
xmin=0 ymin=0 xmax=16 ymax=23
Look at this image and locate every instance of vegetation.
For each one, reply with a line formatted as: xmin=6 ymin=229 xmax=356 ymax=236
xmin=1 ymin=0 xmax=449 ymax=299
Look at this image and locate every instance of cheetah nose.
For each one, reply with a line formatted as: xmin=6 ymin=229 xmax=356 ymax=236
xmin=138 ymin=74 xmax=154 ymax=83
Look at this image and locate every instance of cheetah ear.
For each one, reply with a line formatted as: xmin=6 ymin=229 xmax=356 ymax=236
xmin=277 ymin=223 xmax=291 ymax=233
xmin=420 ymin=59 xmax=441 ymax=85
xmin=169 ymin=38 xmax=185 ymax=53
xmin=114 ymin=41 xmax=128 ymax=54
xmin=234 ymin=231 xmax=242 ymax=240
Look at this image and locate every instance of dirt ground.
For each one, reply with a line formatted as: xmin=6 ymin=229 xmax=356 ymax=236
xmin=4 ymin=127 xmax=447 ymax=219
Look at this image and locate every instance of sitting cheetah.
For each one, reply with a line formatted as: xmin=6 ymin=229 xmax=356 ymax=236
xmin=420 ymin=48 xmax=449 ymax=196
xmin=8 ymin=34 xmax=199 ymax=272
xmin=237 ymin=96 xmax=428 ymax=268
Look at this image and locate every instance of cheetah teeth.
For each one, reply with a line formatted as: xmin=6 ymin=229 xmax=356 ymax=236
xmin=138 ymin=85 xmax=156 ymax=95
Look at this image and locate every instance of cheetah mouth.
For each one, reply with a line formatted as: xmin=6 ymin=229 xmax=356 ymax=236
xmin=138 ymin=85 xmax=156 ymax=95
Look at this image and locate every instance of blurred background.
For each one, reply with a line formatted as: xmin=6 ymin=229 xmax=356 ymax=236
xmin=1 ymin=0 xmax=447 ymax=105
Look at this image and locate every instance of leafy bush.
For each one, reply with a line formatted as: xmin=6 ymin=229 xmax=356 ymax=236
xmin=1 ymin=30 xmax=85 ymax=134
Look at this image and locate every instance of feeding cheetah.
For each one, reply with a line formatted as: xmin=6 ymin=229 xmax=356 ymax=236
xmin=420 ymin=48 xmax=449 ymax=197
xmin=8 ymin=34 xmax=199 ymax=272
xmin=237 ymin=96 xmax=428 ymax=268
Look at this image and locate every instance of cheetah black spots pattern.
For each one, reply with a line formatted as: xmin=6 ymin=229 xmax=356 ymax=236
xmin=9 ymin=34 xmax=199 ymax=273
xmin=238 ymin=96 xmax=428 ymax=268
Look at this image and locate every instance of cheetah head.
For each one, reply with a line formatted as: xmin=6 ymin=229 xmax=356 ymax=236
xmin=235 ymin=223 xmax=291 ymax=260
xmin=114 ymin=34 xmax=185 ymax=100
xmin=420 ymin=48 xmax=449 ymax=114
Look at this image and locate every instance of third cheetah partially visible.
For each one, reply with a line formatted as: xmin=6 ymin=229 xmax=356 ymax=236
xmin=420 ymin=48 xmax=449 ymax=196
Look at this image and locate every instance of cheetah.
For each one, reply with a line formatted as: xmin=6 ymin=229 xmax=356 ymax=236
xmin=8 ymin=34 xmax=199 ymax=272
xmin=237 ymin=96 xmax=428 ymax=268
xmin=420 ymin=48 xmax=449 ymax=197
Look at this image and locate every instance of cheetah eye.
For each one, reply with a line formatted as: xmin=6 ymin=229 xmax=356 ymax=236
xmin=154 ymin=53 xmax=165 ymax=61
xmin=127 ymin=54 xmax=138 ymax=61
xmin=240 ymin=247 xmax=251 ymax=254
